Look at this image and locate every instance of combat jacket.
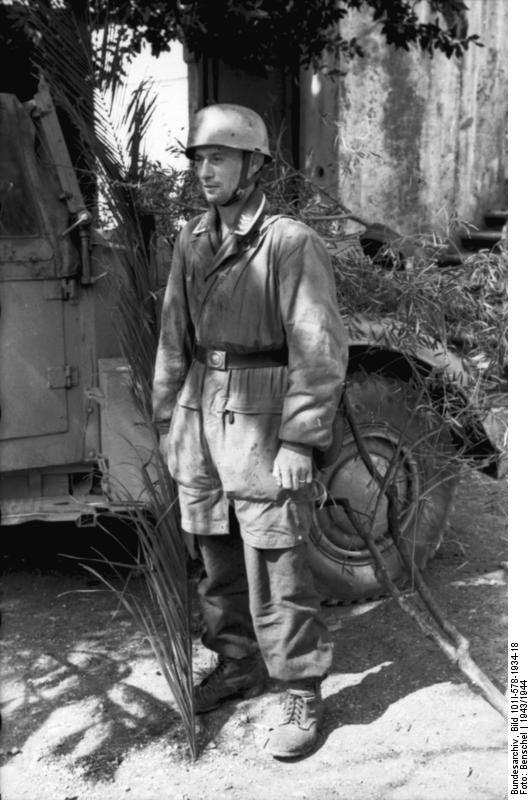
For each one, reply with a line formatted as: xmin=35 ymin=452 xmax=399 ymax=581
xmin=152 ymin=188 xmax=348 ymax=452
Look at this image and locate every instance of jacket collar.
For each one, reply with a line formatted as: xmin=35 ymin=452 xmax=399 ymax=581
xmin=192 ymin=188 xmax=267 ymax=240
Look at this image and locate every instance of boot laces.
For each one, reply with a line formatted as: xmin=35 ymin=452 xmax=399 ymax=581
xmin=282 ymin=691 xmax=306 ymax=726
xmin=199 ymin=656 xmax=229 ymax=689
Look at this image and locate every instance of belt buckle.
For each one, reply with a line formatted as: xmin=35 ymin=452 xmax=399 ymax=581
xmin=206 ymin=349 xmax=227 ymax=370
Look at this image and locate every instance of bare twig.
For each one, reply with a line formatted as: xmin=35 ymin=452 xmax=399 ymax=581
xmin=339 ymin=495 xmax=506 ymax=720
xmin=339 ymin=389 xmax=507 ymax=720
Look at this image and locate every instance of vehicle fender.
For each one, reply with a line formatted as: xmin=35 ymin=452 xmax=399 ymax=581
xmin=343 ymin=314 xmax=506 ymax=478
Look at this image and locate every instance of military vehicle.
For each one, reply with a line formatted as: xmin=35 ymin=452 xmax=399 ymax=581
xmin=0 ymin=81 xmax=504 ymax=601
xmin=0 ymin=80 xmax=152 ymax=528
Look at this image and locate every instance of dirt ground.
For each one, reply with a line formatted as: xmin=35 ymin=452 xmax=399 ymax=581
xmin=1 ymin=468 xmax=508 ymax=800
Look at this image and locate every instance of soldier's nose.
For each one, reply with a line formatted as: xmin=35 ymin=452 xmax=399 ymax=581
xmin=198 ymin=161 xmax=213 ymax=180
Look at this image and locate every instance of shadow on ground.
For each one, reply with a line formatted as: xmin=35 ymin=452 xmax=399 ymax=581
xmin=1 ymin=471 xmax=507 ymax=782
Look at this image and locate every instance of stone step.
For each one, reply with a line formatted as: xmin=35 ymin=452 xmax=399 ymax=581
xmin=459 ymin=229 xmax=503 ymax=251
xmin=483 ymin=209 xmax=508 ymax=229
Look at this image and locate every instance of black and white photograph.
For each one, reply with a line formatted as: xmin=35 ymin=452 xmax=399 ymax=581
xmin=0 ymin=2 xmax=513 ymax=798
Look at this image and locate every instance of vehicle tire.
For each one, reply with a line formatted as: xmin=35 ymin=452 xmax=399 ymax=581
xmin=308 ymin=372 xmax=459 ymax=602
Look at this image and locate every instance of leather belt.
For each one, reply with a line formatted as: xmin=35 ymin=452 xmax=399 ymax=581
xmin=194 ymin=344 xmax=288 ymax=371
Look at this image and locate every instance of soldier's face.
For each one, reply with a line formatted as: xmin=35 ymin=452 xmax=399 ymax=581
xmin=194 ymin=146 xmax=243 ymax=205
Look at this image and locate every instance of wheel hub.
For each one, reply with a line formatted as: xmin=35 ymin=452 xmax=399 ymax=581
xmin=312 ymin=426 xmax=420 ymax=562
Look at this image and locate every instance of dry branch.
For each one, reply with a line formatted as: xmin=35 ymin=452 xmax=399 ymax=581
xmin=339 ymin=390 xmax=507 ymax=720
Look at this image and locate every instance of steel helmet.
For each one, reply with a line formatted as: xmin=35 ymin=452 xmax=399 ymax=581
xmin=185 ymin=104 xmax=271 ymax=161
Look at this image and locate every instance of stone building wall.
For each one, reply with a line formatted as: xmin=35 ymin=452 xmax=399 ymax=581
xmin=300 ymin=0 xmax=508 ymax=234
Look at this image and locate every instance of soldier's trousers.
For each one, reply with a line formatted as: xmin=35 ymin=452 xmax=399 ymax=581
xmin=195 ymin=517 xmax=333 ymax=682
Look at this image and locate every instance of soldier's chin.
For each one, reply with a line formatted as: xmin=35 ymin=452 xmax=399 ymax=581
xmin=204 ymin=188 xmax=230 ymax=205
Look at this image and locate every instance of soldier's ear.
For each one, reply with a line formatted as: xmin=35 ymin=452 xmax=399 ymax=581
xmin=248 ymin=152 xmax=265 ymax=179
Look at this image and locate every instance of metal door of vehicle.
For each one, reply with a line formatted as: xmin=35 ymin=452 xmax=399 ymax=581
xmin=0 ymin=92 xmax=91 ymax=472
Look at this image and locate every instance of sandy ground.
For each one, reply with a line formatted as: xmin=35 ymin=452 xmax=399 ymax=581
xmin=1 ymin=469 xmax=508 ymax=800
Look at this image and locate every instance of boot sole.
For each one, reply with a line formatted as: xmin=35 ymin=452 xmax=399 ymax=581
xmin=266 ymin=735 xmax=320 ymax=760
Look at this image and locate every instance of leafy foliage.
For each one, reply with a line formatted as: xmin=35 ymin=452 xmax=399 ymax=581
xmin=2 ymin=0 xmax=481 ymax=86
xmin=159 ymin=0 xmax=480 ymax=75
xmin=333 ymin=242 xmax=507 ymax=385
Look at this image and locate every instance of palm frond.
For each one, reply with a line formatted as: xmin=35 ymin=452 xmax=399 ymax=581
xmin=26 ymin=0 xmax=197 ymax=758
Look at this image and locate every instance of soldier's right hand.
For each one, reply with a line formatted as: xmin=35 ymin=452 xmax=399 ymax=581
xmin=272 ymin=444 xmax=313 ymax=491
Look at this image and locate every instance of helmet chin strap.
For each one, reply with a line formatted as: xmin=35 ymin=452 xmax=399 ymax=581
xmin=218 ymin=151 xmax=254 ymax=207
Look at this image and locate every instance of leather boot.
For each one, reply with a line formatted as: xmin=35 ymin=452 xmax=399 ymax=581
xmin=194 ymin=654 xmax=268 ymax=714
xmin=266 ymin=680 xmax=322 ymax=758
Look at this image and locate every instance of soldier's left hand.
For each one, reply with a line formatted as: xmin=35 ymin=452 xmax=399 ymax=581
xmin=272 ymin=444 xmax=313 ymax=491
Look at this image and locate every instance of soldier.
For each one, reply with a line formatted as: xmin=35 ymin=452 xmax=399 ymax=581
xmin=152 ymin=104 xmax=348 ymax=758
